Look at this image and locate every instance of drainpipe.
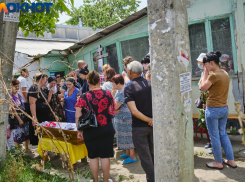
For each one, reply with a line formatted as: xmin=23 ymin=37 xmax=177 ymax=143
xmin=78 ymin=16 xmax=82 ymax=27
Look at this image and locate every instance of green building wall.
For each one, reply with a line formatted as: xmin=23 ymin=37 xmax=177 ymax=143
xmin=40 ymin=56 xmax=70 ymax=76
xmin=67 ymin=16 xmax=149 ymax=74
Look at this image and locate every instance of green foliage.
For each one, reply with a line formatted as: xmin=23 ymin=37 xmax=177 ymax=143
xmin=0 ymin=147 xmax=69 ymax=182
xmin=199 ymin=151 xmax=204 ymax=156
xmin=201 ymin=92 xmax=208 ymax=104
xmin=230 ymin=127 xmax=237 ymax=135
xmin=197 ymin=92 xmax=208 ymax=130
xmin=197 ymin=109 xmax=207 ymax=130
xmin=19 ymin=0 xmax=74 ymax=37
xmin=129 ymin=175 xmax=134 ymax=179
xmin=65 ymin=0 xmax=141 ymax=30
xmin=119 ymin=174 xmax=129 ymax=181
xmin=82 ymin=169 xmax=93 ymax=179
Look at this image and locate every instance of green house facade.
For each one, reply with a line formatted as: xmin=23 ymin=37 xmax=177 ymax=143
xmin=42 ymin=0 xmax=245 ymax=117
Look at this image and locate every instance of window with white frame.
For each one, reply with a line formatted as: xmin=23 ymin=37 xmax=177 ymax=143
xmin=189 ymin=16 xmax=235 ymax=76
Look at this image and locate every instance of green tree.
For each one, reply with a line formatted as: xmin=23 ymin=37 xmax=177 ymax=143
xmin=65 ymin=0 xmax=141 ymax=30
xmin=19 ymin=0 xmax=74 ymax=37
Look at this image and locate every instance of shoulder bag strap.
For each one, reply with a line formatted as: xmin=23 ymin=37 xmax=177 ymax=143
xmin=84 ymin=93 xmax=93 ymax=112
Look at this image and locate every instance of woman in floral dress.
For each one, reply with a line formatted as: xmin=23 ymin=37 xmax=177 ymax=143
xmin=75 ymin=71 xmax=115 ymax=182
xmin=111 ymin=74 xmax=137 ymax=164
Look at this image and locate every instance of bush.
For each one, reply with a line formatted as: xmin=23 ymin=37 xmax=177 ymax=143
xmin=0 ymin=147 xmax=69 ymax=182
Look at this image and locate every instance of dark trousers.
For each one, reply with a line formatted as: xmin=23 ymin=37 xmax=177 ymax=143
xmin=132 ymin=127 xmax=154 ymax=182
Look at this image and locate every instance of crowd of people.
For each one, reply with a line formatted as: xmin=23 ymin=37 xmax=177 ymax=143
xmin=6 ymin=50 xmax=237 ymax=182
xmin=6 ymin=55 xmax=152 ymax=182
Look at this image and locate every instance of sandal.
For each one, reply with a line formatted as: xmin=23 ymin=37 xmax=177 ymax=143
xmin=223 ymin=159 xmax=237 ymax=168
xmin=206 ymin=162 xmax=223 ymax=170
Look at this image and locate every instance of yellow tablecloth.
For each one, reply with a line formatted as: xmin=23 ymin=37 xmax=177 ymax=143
xmin=37 ymin=138 xmax=88 ymax=164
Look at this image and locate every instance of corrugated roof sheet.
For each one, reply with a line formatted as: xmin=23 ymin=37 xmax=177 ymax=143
xmin=15 ymin=39 xmax=74 ymax=57
xmin=66 ymin=7 xmax=148 ymax=53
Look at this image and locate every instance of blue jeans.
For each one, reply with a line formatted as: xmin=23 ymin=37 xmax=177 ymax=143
xmin=205 ymin=106 xmax=234 ymax=163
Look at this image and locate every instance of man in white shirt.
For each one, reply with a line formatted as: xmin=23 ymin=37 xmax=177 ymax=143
xmin=17 ymin=68 xmax=30 ymax=107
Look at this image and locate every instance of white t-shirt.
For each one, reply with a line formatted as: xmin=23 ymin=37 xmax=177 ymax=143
xmin=102 ymin=81 xmax=113 ymax=92
xmin=17 ymin=76 xmax=29 ymax=103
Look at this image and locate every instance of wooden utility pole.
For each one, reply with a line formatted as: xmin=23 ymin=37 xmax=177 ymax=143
xmin=0 ymin=0 xmax=21 ymax=167
xmin=147 ymin=0 xmax=194 ymax=181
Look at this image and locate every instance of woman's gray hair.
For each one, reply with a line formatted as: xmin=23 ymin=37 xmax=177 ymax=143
xmin=127 ymin=61 xmax=143 ymax=74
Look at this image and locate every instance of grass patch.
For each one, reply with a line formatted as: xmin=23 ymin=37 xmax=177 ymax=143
xmin=0 ymin=147 xmax=69 ymax=182
xmin=82 ymin=169 xmax=93 ymax=179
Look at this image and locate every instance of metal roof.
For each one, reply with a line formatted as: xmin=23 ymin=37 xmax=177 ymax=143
xmin=17 ymin=25 xmax=101 ymax=42
xmin=66 ymin=7 xmax=148 ymax=53
xmin=15 ymin=7 xmax=148 ymax=58
xmin=15 ymin=39 xmax=74 ymax=57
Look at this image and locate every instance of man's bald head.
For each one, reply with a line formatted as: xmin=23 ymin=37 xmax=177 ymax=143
xmin=77 ymin=60 xmax=85 ymax=69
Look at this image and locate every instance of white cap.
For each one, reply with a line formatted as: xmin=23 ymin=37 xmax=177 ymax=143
xmin=196 ymin=53 xmax=206 ymax=62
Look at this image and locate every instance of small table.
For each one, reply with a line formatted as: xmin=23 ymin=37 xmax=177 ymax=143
xmin=193 ymin=113 xmax=244 ymax=143
xmin=37 ymin=137 xmax=88 ymax=165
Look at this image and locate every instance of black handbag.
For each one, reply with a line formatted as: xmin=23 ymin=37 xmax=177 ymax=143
xmin=196 ymin=96 xmax=204 ymax=109
xmin=9 ymin=110 xmax=28 ymax=129
xmin=9 ymin=96 xmax=28 ymax=128
xmin=77 ymin=94 xmax=98 ymax=131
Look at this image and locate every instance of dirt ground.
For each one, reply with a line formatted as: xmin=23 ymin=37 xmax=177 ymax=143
xmin=27 ymin=138 xmax=245 ymax=182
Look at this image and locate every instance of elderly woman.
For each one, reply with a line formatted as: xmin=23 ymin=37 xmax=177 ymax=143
xmin=111 ymin=74 xmax=137 ymax=164
xmin=102 ymin=68 xmax=116 ymax=92
xmin=75 ymin=71 xmax=115 ymax=182
xmin=44 ymin=76 xmax=65 ymax=122
xmin=63 ymin=77 xmax=81 ymax=123
xmin=9 ymin=79 xmax=30 ymax=151
xmin=200 ymin=51 xmax=237 ymax=169
xmin=28 ymin=73 xmax=51 ymax=145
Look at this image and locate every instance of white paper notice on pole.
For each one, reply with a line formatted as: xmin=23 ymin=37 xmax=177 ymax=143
xmin=3 ymin=12 xmax=20 ymax=22
xmin=179 ymin=72 xmax=192 ymax=94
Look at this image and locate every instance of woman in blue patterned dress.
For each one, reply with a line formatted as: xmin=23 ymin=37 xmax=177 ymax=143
xmin=111 ymin=74 xmax=137 ymax=164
